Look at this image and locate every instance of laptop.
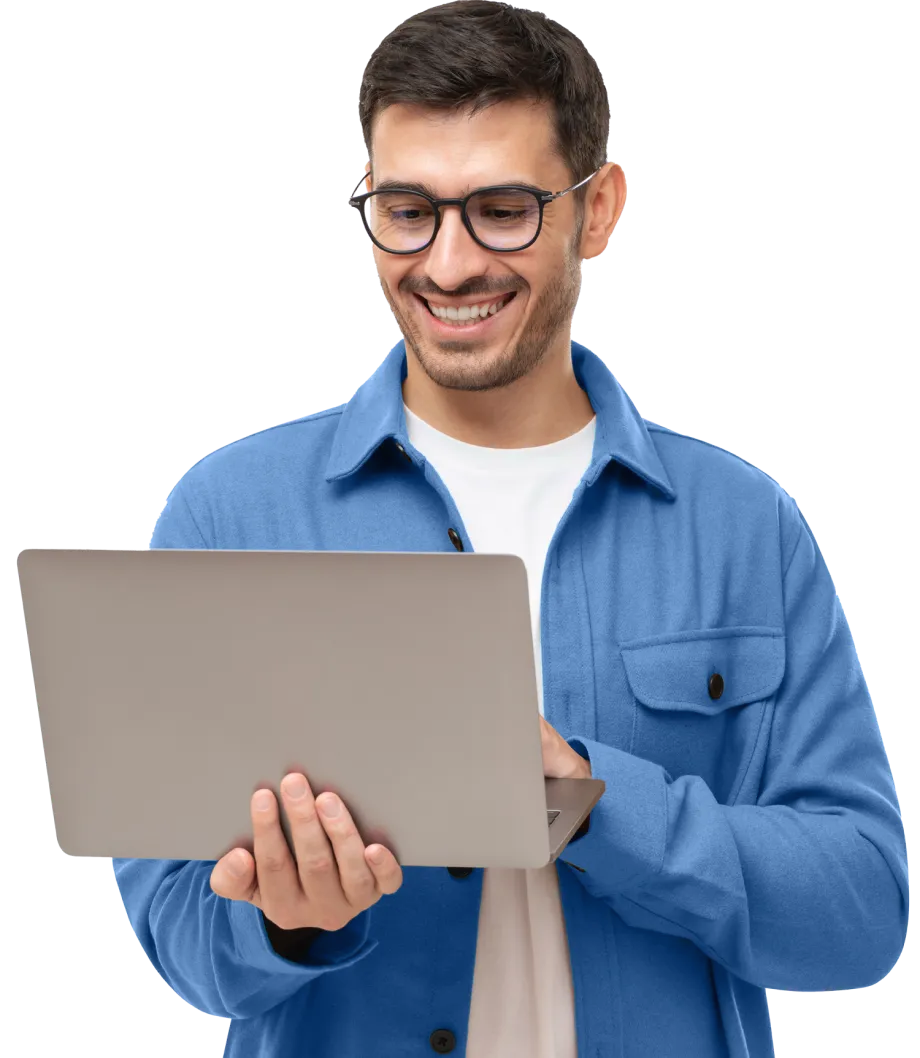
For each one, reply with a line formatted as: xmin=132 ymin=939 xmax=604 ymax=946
xmin=17 ymin=548 xmax=605 ymax=869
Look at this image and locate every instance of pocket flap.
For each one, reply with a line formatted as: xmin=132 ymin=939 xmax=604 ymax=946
xmin=620 ymin=626 xmax=785 ymax=714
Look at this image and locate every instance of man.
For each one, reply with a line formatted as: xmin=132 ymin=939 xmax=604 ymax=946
xmin=114 ymin=3 xmax=908 ymax=1056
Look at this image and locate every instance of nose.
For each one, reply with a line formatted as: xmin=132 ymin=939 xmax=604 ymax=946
xmin=423 ymin=203 xmax=494 ymax=290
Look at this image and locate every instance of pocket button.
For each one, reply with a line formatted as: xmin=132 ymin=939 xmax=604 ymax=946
xmin=708 ymin=672 xmax=724 ymax=699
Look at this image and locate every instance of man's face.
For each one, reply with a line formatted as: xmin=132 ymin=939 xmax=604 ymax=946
xmin=366 ymin=98 xmax=585 ymax=392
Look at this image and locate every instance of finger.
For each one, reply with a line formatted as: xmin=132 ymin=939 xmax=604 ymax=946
xmin=250 ymin=785 xmax=302 ymax=922
xmin=281 ymin=773 xmax=353 ymax=927
xmin=210 ymin=847 xmax=256 ymax=901
xmin=314 ymin=791 xmax=390 ymax=910
xmin=363 ymin=843 xmax=404 ymax=895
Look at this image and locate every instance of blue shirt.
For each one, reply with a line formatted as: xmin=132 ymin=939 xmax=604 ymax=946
xmin=113 ymin=339 xmax=908 ymax=1057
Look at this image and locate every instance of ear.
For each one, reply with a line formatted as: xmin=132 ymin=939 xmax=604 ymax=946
xmin=581 ymin=163 xmax=626 ymax=261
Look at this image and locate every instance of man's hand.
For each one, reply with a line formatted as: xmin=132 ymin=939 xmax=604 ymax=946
xmin=539 ymin=714 xmax=592 ymax=779
xmin=210 ymin=773 xmax=403 ymax=934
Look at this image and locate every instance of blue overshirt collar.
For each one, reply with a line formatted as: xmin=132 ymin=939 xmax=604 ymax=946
xmin=324 ymin=339 xmax=676 ymax=500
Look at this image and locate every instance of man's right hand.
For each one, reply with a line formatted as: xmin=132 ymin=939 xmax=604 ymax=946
xmin=210 ymin=772 xmax=403 ymax=932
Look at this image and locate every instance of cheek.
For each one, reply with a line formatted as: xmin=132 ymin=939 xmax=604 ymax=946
xmin=379 ymin=267 xmax=411 ymax=300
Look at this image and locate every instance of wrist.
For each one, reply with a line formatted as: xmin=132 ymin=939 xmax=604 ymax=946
xmin=573 ymin=755 xmax=592 ymax=780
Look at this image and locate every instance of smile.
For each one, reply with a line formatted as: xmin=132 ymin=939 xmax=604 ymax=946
xmin=414 ymin=291 xmax=518 ymax=334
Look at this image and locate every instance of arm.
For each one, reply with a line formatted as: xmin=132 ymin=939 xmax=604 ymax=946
xmin=561 ymin=496 xmax=908 ymax=990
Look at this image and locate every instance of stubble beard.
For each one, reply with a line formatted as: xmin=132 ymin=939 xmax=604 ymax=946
xmin=381 ymin=227 xmax=583 ymax=393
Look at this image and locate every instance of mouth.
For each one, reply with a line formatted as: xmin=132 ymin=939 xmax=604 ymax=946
xmin=413 ymin=291 xmax=519 ymax=336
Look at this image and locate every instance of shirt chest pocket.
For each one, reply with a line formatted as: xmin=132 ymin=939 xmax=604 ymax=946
xmin=619 ymin=627 xmax=786 ymax=804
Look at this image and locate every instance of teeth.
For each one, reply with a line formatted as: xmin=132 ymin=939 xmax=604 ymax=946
xmin=427 ymin=294 xmax=513 ymax=324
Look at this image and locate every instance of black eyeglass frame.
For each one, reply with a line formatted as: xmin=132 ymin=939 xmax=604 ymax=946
xmin=348 ymin=166 xmax=603 ymax=254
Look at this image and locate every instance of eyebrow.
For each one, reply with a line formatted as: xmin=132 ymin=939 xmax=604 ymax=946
xmin=371 ymin=178 xmax=546 ymax=197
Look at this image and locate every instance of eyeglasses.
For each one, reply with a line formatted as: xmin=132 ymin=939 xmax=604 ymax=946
xmin=348 ymin=167 xmax=601 ymax=254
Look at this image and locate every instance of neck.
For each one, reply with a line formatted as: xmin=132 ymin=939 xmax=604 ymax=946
xmin=402 ymin=343 xmax=595 ymax=449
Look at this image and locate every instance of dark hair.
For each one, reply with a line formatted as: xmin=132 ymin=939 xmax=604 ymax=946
xmin=358 ymin=1 xmax=609 ymax=213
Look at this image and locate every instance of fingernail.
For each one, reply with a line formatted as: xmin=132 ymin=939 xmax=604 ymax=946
xmin=227 ymin=851 xmax=246 ymax=877
xmin=320 ymin=795 xmax=341 ymax=817
xmin=283 ymin=775 xmax=306 ymax=799
xmin=254 ymin=790 xmax=273 ymax=812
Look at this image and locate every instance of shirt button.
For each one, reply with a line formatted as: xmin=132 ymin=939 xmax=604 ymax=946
xmin=394 ymin=440 xmax=412 ymax=462
xmin=447 ymin=866 xmax=473 ymax=878
xmin=429 ymin=1029 xmax=456 ymax=1053
xmin=447 ymin=528 xmax=464 ymax=551
xmin=708 ymin=673 xmax=724 ymax=699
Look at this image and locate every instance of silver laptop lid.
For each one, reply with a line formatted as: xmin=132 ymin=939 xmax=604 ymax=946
xmin=18 ymin=548 xmax=590 ymax=868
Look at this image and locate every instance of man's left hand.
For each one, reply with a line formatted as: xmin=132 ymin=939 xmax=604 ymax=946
xmin=539 ymin=714 xmax=592 ymax=779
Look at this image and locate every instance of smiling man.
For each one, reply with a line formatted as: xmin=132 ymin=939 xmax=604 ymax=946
xmin=113 ymin=3 xmax=908 ymax=1057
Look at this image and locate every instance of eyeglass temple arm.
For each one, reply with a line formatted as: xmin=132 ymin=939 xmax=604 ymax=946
xmin=545 ymin=163 xmax=609 ymax=201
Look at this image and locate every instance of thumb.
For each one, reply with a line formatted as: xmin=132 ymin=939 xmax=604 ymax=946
xmin=210 ymin=848 xmax=256 ymax=901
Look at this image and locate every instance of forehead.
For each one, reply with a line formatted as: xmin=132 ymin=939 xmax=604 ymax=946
xmin=370 ymin=98 xmax=566 ymax=193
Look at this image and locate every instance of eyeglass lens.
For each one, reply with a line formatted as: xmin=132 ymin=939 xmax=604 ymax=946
xmin=364 ymin=188 xmax=540 ymax=252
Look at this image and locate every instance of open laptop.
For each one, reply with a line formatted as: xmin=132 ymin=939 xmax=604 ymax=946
xmin=17 ymin=549 xmax=605 ymax=869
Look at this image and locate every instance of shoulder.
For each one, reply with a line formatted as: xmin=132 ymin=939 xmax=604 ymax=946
xmin=638 ymin=418 xmax=812 ymax=562
xmin=646 ymin=419 xmax=787 ymax=496
xmin=176 ymin=404 xmax=345 ymax=493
